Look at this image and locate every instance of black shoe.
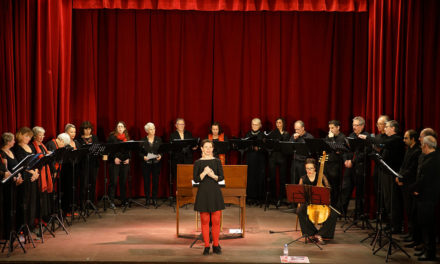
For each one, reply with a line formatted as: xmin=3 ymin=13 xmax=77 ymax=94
xmin=276 ymin=200 xmax=281 ymax=208
xmin=109 ymin=203 xmax=116 ymax=209
xmin=415 ymin=245 xmax=424 ymax=251
xmin=203 ymin=247 xmax=210 ymax=255
xmin=403 ymin=236 xmax=414 ymax=242
xmin=212 ymin=245 xmax=222 ymax=254
xmin=414 ymin=250 xmax=425 ymax=257
xmin=417 ymin=252 xmax=436 ymax=261
xmin=404 ymin=241 xmax=419 ymax=248
xmin=152 ymin=199 xmax=157 ymax=207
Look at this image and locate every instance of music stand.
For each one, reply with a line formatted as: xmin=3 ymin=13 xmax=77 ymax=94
xmin=64 ymin=148 xmax=89 ymax=223
xmin=286 ymin=184 xmax=330 ymax=250
xmin=229 ymin=138 xmax=259 ymax=164
xmin=168 ymin=138 xmax=199 ymax=210
xmin=79 ymin=143 xmax=102 ymax=218
xmin=212 ymin=140 xmax=230 ymax=160
xmin=1 ymin=161 xmax=29 ymax=256
xmin=45 ymin=147 xmax=70 ymax=234
xmin=370 ymin=154 xmax=410 ymax=262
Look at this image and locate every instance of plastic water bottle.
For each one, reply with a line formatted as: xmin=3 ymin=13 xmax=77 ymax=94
xmin=283 ymin=244 xmax=288 ymax=256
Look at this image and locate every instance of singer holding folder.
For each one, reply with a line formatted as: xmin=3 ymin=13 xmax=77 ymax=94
xmin=193 ymin=139 xmax=225 ymax=256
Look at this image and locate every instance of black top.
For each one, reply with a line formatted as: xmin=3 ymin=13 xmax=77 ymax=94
xmin=139 ymin=136 xmax=162 ymax=164
xmin=290 ymin=131 xmax=313 ymax=161
xmin=300 ymin=174 xmax=330 ymax=188
xmin=77 ymin=135 xmax=100 ymax=168
xmin=325 ymin=132 xmax=346 ymax=163
xmin=381 ymin=134 xmax=405 ymax=172
xmin=193 ymin=158 xmax=225 ymax=212
xmin=0 ymin=150 xmax=18 ymax=172
xmin=107 ymin=134 xmax=130 ymax=162
xmin=412 ymin=150 xmax=440 ymax=203
xmin=398 ymin=144 xmax=421 ymax=184
xmin=12 ymin=144 xmax=34 ymax=182
xmin=45 ymin=139 xmax=60 ymax=152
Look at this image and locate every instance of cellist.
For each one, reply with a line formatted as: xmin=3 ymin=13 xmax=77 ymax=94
xmin=297 ymin=158 xmax=338 ymax=245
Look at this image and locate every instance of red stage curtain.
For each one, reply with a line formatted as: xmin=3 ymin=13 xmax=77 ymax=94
xmin=367 ymin=0 xmax=440 ymax=133
xmin=71 ymin=10 xmax=368 ymax=197
xmin=0 ymin=0 xmax=72 ymax=137
xmin=73 ymin=0 xmax=367 ymax=12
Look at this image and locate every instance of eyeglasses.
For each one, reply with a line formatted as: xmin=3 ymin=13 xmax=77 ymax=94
xmin=305 ymin=167 xmax=315 ymax=171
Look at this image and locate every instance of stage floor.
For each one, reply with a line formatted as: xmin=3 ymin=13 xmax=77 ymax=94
xmin=0 ymin=200 xmax=432 ymax=263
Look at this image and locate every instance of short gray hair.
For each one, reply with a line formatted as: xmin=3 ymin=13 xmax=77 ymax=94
xmin=353 ymin=116 xmax=365 ymax=125
xmin=32 ymin=126 xmax=45 ymax=136
xmin=386 ymin=120 xmax=399 ymax=133
xmin=423 ymin=135 xmax=437 ymax=149
xmin=295 ymin=120 xmax=305 ymax=128
xmin=144 ymin=122 xmax=155 ymax=132
xmin=65 ymin=123 xmax=76 ymax=132
xmin=57 ymin=133 xmax=71 ymax=145
xmin=251 ymin=118 xmax=261 ymax=125
xmin=1 ymin=132 xmax=14 ymax=147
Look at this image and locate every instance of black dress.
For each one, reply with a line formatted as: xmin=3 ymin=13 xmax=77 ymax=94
xmin=245 ymin=130 xmax=266 ymax=201
xmin=193 ymin=159 xmax=225 ymax=213
xmin=0 ymin=150 xmax=18 ymax=240
xmin=139 ymin=136 xmax=162 ymax=200
xmin=12 ymin=144 xmax=38 ymax=228
xmin=29 ymin=141 xmax=53 ymax=220
xmin=77 ymin=135 xmax=100 ymax=204
xmin=297 ymin=174 xmax=338 ymax=239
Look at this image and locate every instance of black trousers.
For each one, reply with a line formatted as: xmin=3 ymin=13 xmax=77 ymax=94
xmin=324 ymin=161 xmax=342 ymax=208
xmin=246 ymin=151 xmax=266 ymax=201
xmin=297 ymin=203 xmax=338 ymax=239
xmin=268 ymin=155 xmax=287 ymax=200
xmin=79 ymin=157 xmax=99 ymax=205
xmin=142 ymin=162 xmax=161 ymax=200
xmin=339 ymin=163 xmax=366 ymax=216
xmin=290 ymin=159 xmax=306 ymax=185
xmin=108 ymin=163 xmax=129 ymax=204
xmin=418 ymin=201 xmax=438 ymax=257
xmin=381 ymin=172 xmax=403 ymax=230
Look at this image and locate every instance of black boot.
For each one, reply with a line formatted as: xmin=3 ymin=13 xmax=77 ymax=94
xmin=213 ymin=245 xmax=222 ymax=254
xmin=203 ymin=247 xmax=210 ymax=255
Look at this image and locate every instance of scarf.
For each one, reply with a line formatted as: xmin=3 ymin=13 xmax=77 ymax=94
xmin=208 ymin=133 xmax=225 ymax=165
xmin=116 ymin=133 xmax=127 ymax=142
xmin=33 ymin=141 xmax=53 ymax=193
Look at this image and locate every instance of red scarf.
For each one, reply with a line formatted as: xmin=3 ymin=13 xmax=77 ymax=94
xmin=116 ymin=133 xmax=127 ymax=142
xmin=208 ymin=133 xmax=225 ymax=165
xmin=33 ymin=141 xmax=53 ymax=193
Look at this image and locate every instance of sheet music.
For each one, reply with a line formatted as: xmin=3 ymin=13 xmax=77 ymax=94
xmin=146 ymin=153 xmax=159 ymax=160
xmin=192 ymin=180 xmax=225 ymax=186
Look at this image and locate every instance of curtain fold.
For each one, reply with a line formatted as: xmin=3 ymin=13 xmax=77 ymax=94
xmin=73 ymin=0 xmax=367 ymax=12
xmin=0 ymin=0 xmax=71 ymax=137
xmin=367 ymin=0 xmax=440 ymax=133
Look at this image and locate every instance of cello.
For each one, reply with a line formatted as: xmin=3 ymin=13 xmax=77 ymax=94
xmin=307 ymin=151 xmax=331 ymax=224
